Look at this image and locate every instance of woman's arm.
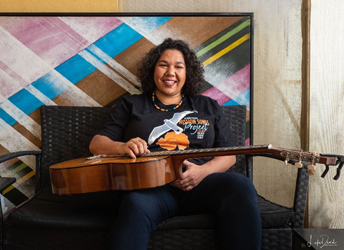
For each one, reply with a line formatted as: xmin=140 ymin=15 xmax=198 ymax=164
xmin=171 ymin=155 xmax=236 ymax=191
xmin=89 ymin=135 xmax=150 ymax=159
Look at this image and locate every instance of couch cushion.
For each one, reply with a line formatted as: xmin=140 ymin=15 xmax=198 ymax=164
xmin=7 ymin=186 xmax=120 ymax=230
xmin=257 ymin=195 xmax=294 ymax=228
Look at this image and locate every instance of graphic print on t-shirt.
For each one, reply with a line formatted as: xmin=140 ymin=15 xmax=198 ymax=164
xmin=148 ymin=110 xmax=210 ymax=151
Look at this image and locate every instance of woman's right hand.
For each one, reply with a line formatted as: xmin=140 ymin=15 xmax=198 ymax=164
xmin=119 ymin=137 xmax=150 ymax=158
xmin=89 ymin=135 xmax=150 ymax=158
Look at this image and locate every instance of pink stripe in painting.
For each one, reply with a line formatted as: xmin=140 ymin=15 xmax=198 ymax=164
xmin=1 ymin=17 xmax=87 ymax=68
xmin=60 ymin=16 xmax=123 ymax=44
xmin=217 ymin=64 xmax=250 ymax=97
xmin=203 ymin=64 xmax=251 ymax=105
xmin=1 ymin=16 xmax=123 ymax=69
xmin=202 ymin=87 xmax=231 ymax=106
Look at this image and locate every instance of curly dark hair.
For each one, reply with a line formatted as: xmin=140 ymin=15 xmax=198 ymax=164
xmin=137 ymin=38 xmax=205 ymax=96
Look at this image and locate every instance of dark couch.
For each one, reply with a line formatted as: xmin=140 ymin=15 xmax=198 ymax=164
xmin=0 ymin=104 xmax=311 ymax=250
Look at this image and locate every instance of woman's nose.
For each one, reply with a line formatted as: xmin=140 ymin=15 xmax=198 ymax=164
xmin=165 ymin=66 xmax=175 ymax=76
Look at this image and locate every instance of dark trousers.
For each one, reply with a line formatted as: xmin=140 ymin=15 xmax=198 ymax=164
xmin=107 ymin=172 xmax=262 ymax=250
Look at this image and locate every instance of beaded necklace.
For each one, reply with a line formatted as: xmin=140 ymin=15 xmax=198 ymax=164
xmin=152 ymin=92 xmax=184 ymax=112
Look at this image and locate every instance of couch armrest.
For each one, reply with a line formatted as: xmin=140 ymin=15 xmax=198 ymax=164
xmin=0 ymin=177 xmax=16 ymax=193
xmin=0 ymin=151 xmax=41 ymax=164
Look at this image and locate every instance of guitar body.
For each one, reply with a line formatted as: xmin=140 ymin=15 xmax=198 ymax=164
xmin=50 ymin=156 xmax=175 ymax=195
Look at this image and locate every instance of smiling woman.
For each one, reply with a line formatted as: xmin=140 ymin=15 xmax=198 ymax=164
xmin=89 ymin=38 xmax=260 ymax=250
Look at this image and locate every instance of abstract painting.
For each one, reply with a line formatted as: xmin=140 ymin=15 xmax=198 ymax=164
xmin=0 ymin=13 xmax=253 ymax=210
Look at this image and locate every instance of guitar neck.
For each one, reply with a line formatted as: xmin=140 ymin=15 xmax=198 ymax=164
xmin=145 ymin=144 xmax=336 ymax=165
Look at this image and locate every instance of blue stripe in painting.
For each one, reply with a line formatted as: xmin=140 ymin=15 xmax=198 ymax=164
xmin=0 ymin=108 xmax=17 ymax=125
xmin=222 ymin=99 xmax=240 ymax=106
xmin=94 ymin=23 xmax=143 ymax=58
xmin=31 ymin=71 xmax=70 ymax=99
xmin=7 ymin=89 xmax=44 ymax=116
xmin=55 ymin=54 xmax=97 ymax=85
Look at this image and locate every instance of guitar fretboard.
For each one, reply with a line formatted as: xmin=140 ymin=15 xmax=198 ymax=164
xmin=145 ymin=144 xmax=272 ymax=157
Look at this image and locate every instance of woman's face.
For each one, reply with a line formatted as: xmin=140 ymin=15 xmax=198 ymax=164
xmin=153 ymin=49 xmax=186 ymax=100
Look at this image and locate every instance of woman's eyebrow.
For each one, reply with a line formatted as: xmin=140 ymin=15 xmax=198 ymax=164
xmin=158 ymin=60 xmax=185 ymax=65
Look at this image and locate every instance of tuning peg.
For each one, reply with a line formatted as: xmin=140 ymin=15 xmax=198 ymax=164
xmin=307 ymin=164 xmax=316 ymax=171
xmin=308 ymin=169 xmax=316 ymax=177
xmin=307 ymin=154 xmax=317 ymax=177
xmin=295 ymin=150 xmax=303 ymax=168
xmin=295 ymin=162 xmax=303 ymax=168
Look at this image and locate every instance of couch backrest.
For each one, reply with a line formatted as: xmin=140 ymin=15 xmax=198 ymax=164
xmin=39 ymin=104 xmax=249 ymax=188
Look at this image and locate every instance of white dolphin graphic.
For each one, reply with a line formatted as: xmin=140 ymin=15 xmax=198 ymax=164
xmin=148 ymin=110 xmax=196 ymax=145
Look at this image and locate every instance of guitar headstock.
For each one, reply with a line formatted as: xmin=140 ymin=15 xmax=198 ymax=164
xmin=269 ymin=147 xmax=339 ymax=178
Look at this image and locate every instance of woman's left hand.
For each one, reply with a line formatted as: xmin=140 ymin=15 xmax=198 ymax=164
xmin=171 ymin=160 xmax=208 ymax=191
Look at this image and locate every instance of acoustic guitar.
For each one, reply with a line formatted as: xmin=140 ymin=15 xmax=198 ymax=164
xmin=49 ymin=144 xmax=337 ymax=195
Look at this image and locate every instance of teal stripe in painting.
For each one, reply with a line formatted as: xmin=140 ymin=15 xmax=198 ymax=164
xmin=7 ymin=89 xmax=44 ymax=116
xmin=0 ymin=109 xmax=17 ymax=125
xmin=222 ymin=99 xmax=240 ymax=106
xmin=31 ymin=72 xmax=66 ymax=100
xmin=55 ymin=54 xmax=97 ymax=85
xmin=94 ymin=23 xmax=143 ymax=58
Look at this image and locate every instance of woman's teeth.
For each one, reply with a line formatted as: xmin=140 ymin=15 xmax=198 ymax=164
xmin=164 ymin=80 xmax=175 ymax=86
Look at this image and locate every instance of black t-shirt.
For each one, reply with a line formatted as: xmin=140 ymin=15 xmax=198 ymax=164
xmin=98 ymin=92 xmax=236 ymax=164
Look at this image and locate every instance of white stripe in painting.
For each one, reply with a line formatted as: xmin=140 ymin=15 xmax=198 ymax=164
xmin=0 ymin=26 xmax=52 ymax=86
xmin=79 ymin=50 xmax=141 ymax=95
xmin=25 ymin=85 xmax=56 ymax=106
xmin=0 ymin=118 xmax=39 ymax=169
xmin=87 ymin=44 xmax=141 ymax=87
xmin=215 ymin=82 xmax=250 ymax=107
xmin=0 ymin=100 xmax=41 ymax=139
xmin=0 ymin=93 xmax=5 ymax=104
xmin=0 ymin=68 xmax=24 ymax=103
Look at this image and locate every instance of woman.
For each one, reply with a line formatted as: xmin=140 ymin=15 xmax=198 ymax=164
xmin=89 ymin=38 xmax=261 ymax=249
